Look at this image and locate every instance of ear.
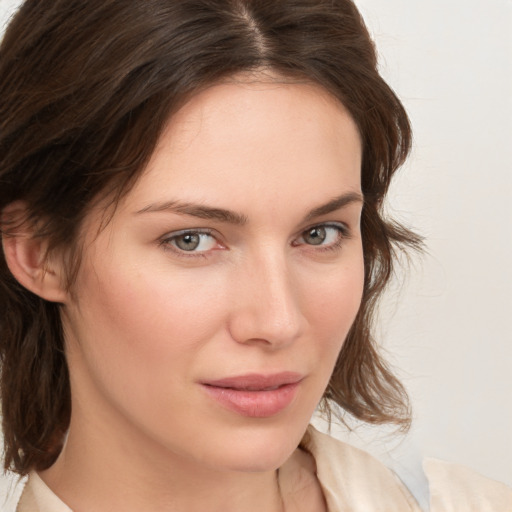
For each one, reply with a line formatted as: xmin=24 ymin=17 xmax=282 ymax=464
xmin=1 ymin=202 xmax=68 ymax=303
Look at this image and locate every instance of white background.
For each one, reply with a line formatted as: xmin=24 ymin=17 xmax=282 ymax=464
xmin=1 ymin=0 xmax=511 ymax=507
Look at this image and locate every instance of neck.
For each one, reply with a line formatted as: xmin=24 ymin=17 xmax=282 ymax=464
xmin=40 ymin=404 xmax=284 ymax=512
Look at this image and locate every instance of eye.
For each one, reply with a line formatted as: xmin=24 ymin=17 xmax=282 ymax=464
xmin=160 ymin=229 xmax=220 ymax=254
xmin=294 ymin=223 xmax=348 ymax=250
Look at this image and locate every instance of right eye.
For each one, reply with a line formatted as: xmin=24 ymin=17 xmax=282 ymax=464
xmin=160 ymin=229 xmax=221 ymax=255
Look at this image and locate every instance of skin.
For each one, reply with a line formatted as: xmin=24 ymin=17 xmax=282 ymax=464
xmin=39 ymin=77 xmax=365 ymax=511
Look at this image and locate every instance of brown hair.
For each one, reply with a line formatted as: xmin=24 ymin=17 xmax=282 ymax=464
xmin=0 ymin=0 xmax=421 ymax=475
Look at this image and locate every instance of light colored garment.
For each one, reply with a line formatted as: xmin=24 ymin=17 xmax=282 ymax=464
xmin=16 ymin=425 xmax=512 ymax=511
xmin=304 ymin=426 xmax=512 ymax=511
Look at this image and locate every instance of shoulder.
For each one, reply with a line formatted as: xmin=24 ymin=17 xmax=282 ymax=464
xmin=424 ymin=458 xmax=512 ymax=512
xmin=304 ymin=425 xmax=423 ymax=511
xmin=16 ymin=472 xmax=72 ymax=512
xmin=306 ymin=425 xmax=512 ymax=512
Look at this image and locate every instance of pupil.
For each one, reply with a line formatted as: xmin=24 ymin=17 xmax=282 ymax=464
xmin=306 ymin=227 xmax=326 ymax=245
xmin=176 ymin=233 xmax=200 ymax=251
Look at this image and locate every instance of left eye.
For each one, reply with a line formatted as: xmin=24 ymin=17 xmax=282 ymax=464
xmin=295 ymin=224 xmax=346 ymax=247
xmin=163 ymin=231 xmax=218 ymax=252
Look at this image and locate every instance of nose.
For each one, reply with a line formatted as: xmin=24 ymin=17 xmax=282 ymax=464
xmin=227 ymin=249 xmax=306 ymax=349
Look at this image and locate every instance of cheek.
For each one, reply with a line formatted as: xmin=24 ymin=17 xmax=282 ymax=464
xmin=310 ymin=257 xmax=364 ymax=326
xmin=305 ymin=256 xmax=365 ymax=365
xmin=79 ymin=256 xmax=222 ymax=345
xmin=63 ymin=258 xmax=235 ymax=442
xmin=64 ymin=256 xmax=228 ymax=399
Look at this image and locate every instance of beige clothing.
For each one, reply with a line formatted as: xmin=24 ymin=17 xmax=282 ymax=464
xmin=16 ymin=426 xmax=512 ymax=512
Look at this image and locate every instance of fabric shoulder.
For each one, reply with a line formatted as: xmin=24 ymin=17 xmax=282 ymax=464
xmin=16 ymin=472 xmax=72 ymax=512
xmin=304 ymin=425 xmax=423 ymax=511
xmin=15 ymin=478 xmax=36 ymax=512
xmin=424 ymin=458 xmax=512 ymax=512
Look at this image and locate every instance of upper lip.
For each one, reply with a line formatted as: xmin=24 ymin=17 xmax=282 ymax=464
xmin=201 ymin=372 xmax=304 ymax=391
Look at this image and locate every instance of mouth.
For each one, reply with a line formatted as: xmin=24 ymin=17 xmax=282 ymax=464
xmin=200 ymin=372 xmax=304 ymax=417
xmin=203 ymin=372 xmax=303 ymax=391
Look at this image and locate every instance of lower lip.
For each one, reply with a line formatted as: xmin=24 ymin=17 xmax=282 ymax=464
xmin=201 ymin=382 xmax=300 ymax=418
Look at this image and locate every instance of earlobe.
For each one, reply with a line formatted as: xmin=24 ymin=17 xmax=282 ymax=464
xmin=1 ymin=202 xmax=68 ymax=303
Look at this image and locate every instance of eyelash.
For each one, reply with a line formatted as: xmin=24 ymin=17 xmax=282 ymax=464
xmin=159 ymin=223 xmax=350 ymax=259
xmin=159 ymin=228 xmax=218 ymax=259
xmin=293 ymin=223 xmax=350 ymax=253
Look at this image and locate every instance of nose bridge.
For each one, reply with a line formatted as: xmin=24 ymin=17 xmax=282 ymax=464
xmin=228 ymin=244 xmax=304 ymax=347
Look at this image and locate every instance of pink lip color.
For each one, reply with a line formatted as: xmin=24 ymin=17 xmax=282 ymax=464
xmin=201 ymin=372 xmax=302 ymax=418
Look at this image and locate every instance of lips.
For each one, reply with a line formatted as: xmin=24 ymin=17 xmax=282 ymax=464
xmin=203 ymin=372 xmax=303 ymax=391
xmin=201 ymin=372 xmax=303 ymax=417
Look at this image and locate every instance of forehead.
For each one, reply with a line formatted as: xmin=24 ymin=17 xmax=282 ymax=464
xmin=119 ymin=78 xmax=362 ymax=219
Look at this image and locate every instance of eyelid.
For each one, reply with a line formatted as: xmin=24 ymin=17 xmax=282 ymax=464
xmin=292 ymin=221 xmax=351 ymax=249
xmin=158 ymin=221 xmax=351 ymax=259
xmin=158 ymin=228 xmax=224 ymax=258
xmin=295 ymin=221 xmax=350 ymax=239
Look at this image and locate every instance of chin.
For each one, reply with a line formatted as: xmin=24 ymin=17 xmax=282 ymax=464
xmin=205 ymin=419 xmax=309 ymax=473
xmin=219 ymin=447 xmax=294 ymax=473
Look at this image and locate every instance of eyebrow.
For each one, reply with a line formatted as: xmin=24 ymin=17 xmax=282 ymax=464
xmin=303 ymin=192 xmax=363 ymax=222
xmin=134 ymin=191 xmax=363 ymax=226
xmin=135 ymin=201 xmax=249 ymax=225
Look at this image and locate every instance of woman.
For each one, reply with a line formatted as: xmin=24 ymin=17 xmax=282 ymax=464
xmin=0 ymin=1 xmax=510 ymax=511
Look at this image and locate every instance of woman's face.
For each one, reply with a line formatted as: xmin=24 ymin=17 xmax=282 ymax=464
xmin=61 ymin=78 xmax=364 ymax=472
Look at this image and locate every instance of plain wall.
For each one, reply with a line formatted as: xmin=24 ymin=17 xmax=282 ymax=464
xmin=1 ymin=0 xmax=511 ymax=507
xmin=354 ymin=0 xmax=512 ymax=488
